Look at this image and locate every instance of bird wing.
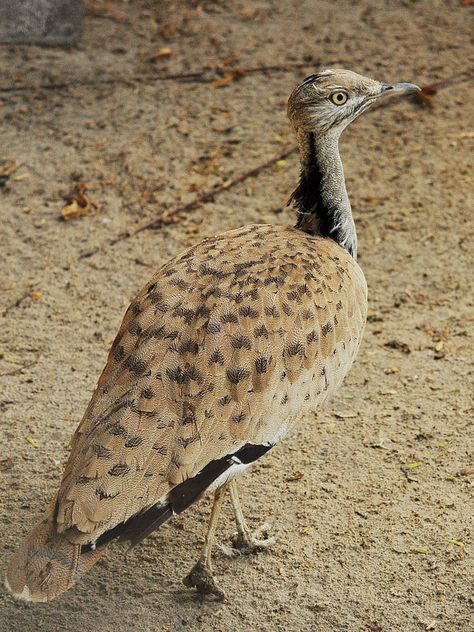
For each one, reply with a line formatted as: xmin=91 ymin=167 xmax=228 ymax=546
xmin=55 ymin=224 xmax=367 ymax=543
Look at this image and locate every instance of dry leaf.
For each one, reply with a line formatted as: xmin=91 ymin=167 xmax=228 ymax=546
xmin=386 ymin=222 xmax=408 ymax=232
xmin=221 ymin=57 xmax=240 ymax=67
xmin=211 ymin=69 xmax=245 ymax=89
xmin=148 ymin=47 xmax=173 ymax=62
xmin=160 ymin=22 xmax=178 ymax=39
xmin=384 ymin=340 xmax=412 ymax=354
xmin=362 ymin=196 xmax=384 ymax=204
xmin=13 ymin=173 xmax=29 ymax=181
xmin=0 ymin=158 xmax=17 ymax=177
xmin=211 ymin=125 xmax=234 ymax=133
xmin=367 ymin=309 xmax=383 ymax=323
xmin=414 ymin=85 xmax=437 ymax=108
xmin=405 ymin=461 xmax=423 ymax=470
xmin=457 ymin=467 xmax=474 ymax=477
xmin=211 ymin=73 xmax=235 ymax=89
xmin=60 ymin=183 xmax=94 ymax=220
xmin=0 ymin=456 xmax=14 ymax=471
xmin=0 ymin=158 xmax=18 ymax=187
xmin=333 ymin=411 xmax=358 ymax=419
xmin=286 ymin=470 xmax=304 ymax=482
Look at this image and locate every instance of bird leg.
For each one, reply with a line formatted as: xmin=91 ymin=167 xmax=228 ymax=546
xmin=227 ymin=479 xmax=276 ymax=554
xmin=183 ymin=485 xmax=226 ymax=601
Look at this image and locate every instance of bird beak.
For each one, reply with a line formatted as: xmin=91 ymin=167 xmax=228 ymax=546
xmin=378 ymin=82 xmax=421 ymax=98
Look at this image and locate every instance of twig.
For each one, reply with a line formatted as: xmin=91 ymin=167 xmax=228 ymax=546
xmin=0 ymin=59 xmax=327 ymax=95
xmin=401 ymin=467 xmax=418 ymax=483
xmin=0 ymin=358 xmax=38 ymax=376
xmin=1 ymin=288 xmax=32 ymax=316
xmin=83 ymin=0 xmax=129 ymax=23
xmin=0 ymin=77 xmax=137 ymax=94
xmin=420 ymin=70 xmax=474 ymax=90
xmin=79 ymin=146 xmax=296 ymax=258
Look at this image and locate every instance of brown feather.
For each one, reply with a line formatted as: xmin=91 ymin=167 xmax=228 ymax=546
xmin=5 ymin=497 xmax=106 ymax=602
xmin=6 ymin=224 xmax=367 ymax=600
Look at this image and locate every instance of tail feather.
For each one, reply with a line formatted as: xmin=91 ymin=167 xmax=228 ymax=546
xmin=5 ymin=510 xmax=106 ymax=603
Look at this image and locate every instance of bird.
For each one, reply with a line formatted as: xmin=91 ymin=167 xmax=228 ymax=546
xmin=5 ymin=69 xmax=419 ymax=603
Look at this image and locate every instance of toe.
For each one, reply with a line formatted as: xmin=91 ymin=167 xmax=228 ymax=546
xmin=231 ymin=522 xmax=276 ymax=553
xmin=183 ymin=561 xmax=226 ymax=601
xmin=217 ymin=542 xmax=242 ymax=558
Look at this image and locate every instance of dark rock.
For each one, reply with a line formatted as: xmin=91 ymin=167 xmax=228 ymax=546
xmin=0 ymin=0 xmax=83 ymax=45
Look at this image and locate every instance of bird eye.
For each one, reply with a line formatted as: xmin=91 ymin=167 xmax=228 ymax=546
xmin=330 ymin=91 xmax=348 ymax=106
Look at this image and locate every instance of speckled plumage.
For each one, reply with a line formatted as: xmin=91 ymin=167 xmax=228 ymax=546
xmin=6 ymin=68 xmax=419 ymax=603
xmin=58 ymin=224 xmax=366 ymax=540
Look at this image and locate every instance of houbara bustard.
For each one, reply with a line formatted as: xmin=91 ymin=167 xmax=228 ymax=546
xmin=5 ymin=69 xmax=419 ymax=602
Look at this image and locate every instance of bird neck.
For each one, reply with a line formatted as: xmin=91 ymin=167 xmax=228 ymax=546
xmin=291 ymin=129 xmax=357 ymax=259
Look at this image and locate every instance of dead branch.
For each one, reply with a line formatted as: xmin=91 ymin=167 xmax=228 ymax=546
xmin=79 ymin=146 xmax=296 ymax=258
xmin=0 ymin=59 xmax=325 ymax=95
xmin=1 ymin=288 xmax=33 ymax=317
xmin=0 ymin=358 xmax=39 ymax=376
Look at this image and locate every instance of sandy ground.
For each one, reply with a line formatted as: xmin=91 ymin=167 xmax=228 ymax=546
xmin=1 ymin=1 xmax=473 ymax=630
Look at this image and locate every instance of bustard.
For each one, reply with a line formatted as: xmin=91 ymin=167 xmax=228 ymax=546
xmin=5 ymin=69 xmax=419 ymax=602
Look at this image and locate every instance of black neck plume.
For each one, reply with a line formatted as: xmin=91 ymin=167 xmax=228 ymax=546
xmin=289 ymin=132 xmax=357 ymax=258
xmin=290 ymin=133 xmax=335 ymax=234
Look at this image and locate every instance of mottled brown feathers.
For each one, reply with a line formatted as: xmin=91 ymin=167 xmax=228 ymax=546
xmin=6 ymin=223 xmax=367 ymax=601
xmin=5 ymin=498 xmax=106 ymax=603
xmin=53 ymin=224 xmax=366 ymax=543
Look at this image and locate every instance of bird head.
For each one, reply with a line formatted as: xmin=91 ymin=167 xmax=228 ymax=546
xmin=287 ymin=68 xmax=420 ymax=136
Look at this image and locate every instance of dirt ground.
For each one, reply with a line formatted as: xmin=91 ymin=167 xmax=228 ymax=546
xmin=1 ymin=1 xmax=473 ymax=630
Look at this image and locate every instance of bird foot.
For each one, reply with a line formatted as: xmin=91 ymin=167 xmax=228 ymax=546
xmin=231 ymin=522 xmax=276 ymax=555
xmin=182 ymin=560 xmax=225 ymax=601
